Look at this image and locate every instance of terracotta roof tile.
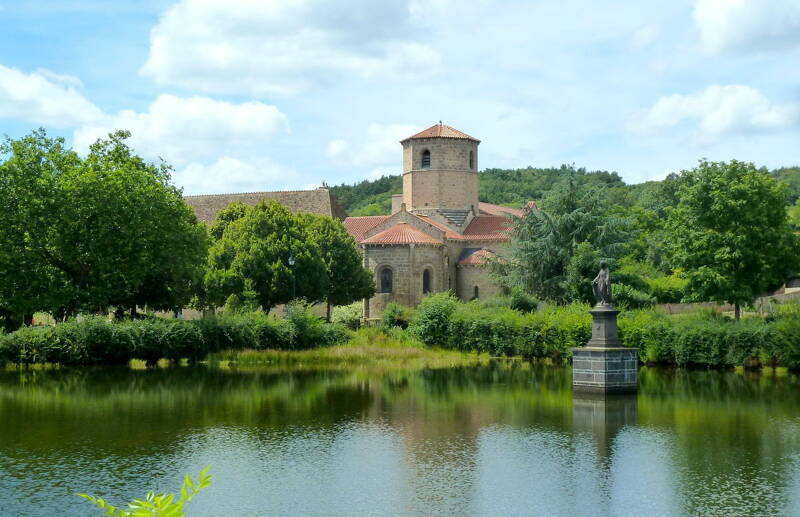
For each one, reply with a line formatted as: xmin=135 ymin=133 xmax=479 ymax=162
xmin=344 ymin=216 xmax=390 ymax=242
xmin=401 ymin=123 xmax=480 ymax=143
xmin=458 ymin=248 xmax=497 ymax=266
xmin=478 ymin=202 xmax=524 ymax=217
xmin=185 ymin=188 xmax=347 ymax=224
xmin=362 ymin=223 xmax=443 ymax=245
xmin=462 ymin=215 xmax=513 ymax=242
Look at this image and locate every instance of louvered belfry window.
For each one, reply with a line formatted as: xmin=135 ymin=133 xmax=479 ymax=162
xmin=421 ymin=149 xmax=431 ymax=169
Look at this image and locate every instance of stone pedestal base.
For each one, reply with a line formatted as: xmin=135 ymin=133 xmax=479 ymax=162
xmin=572 ymin=347 xmax=638 ymax=393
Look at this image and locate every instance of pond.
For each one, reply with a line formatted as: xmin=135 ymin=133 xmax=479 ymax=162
xmin=2 ymin=362 xmax=800 ymax=516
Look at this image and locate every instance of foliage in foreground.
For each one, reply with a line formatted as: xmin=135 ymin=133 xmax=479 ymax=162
xmin=78 ymin=466 xmax=211 ymax=517
xmin=0 ymin=304 xmax=347 ymax=366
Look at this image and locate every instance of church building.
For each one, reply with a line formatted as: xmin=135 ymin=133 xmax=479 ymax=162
xmin=344 ymin=123 xmax=530 ymax=319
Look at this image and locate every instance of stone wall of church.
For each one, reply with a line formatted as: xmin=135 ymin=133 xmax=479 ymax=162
xmin=456 ymin=265 xmax=503 ymax=302
xmin=363 ymin=244 xmax=445 ymax=319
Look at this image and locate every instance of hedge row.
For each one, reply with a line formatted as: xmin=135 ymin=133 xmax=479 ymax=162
xmin=0 ymin=307 xmax=347 ymax=366
xmin=405 ymin=292 xmax=800 ymax=368
xmin=407 ymin=293 xmax=590 ymax=360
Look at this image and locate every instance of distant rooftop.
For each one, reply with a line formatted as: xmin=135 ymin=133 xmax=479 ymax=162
xmin=184 ymin=187 xmax=347 ymax=224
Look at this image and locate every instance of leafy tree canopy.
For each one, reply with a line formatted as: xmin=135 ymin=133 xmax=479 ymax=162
xmin=0 ymin=129 xmax=207 ymax=323
xmin=666 ymin=160 xmax=800 ymax=317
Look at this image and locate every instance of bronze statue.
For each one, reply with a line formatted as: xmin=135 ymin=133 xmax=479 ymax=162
xmin=592 ymin=261 xmax=612 ymax=306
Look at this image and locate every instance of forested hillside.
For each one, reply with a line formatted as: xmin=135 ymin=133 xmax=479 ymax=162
xmin=330 ymin=165 xmax=800 ymax=216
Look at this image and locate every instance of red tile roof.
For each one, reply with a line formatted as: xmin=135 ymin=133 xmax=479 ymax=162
xmin=458 ymin=248 xmax=496 ymax=266
xmin=478 ymin=202 xmax=524 ymax=218
xmin=344 ymin=216 xmax=390 ymax=242
xmin=362 ymin=223 xmax=443 ymax=245
xmin=462 ymin=215 xmax=513 ymax=241
xmin=401 ymin=123 xmax=480 ymax=143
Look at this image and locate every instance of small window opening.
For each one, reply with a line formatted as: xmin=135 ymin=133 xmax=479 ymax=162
xmin=472 ymin=285 xmax=480 ymax=300
xmin=380 ymin=267 xmax=393 ymax=293
xmin=469 ymin=150 xmax=474 ymax=169
xmin=421 ymin=149 xmax=431 ymax=169
xmin=423 ymin=269 xmax=432 ymax=294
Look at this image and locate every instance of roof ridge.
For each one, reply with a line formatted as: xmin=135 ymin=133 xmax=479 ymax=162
xmin=184 ymin=188 xmax=327 ymax=199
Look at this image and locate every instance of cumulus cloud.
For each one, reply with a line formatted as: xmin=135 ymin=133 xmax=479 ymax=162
xmin=628 ymin=85 xmax=800 ymax=143
xmin=693 ymin=0 xmax=800 ymax=54
xmin=141 ymin=0 xmax=441 ymax=96
xmin=0 ymin=64 xmax=104 ymax=126
xmin=73 ymin=94 xmax=289 ymax=166
xmin=327 ymin=123 xmax=419 ymax=170
xmin=175 ymin=156 xmax=297 ymax=195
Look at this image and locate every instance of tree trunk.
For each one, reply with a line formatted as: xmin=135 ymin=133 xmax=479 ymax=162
xmin=23 ymin=313 xmax=33 ymax=326
xmin=130 ymin=306 xmax=138 ymax=319
xmin=326 ymin=300 xmax=331 ymax=323
xmin=735 ymin=303 xmax=741 ymax=321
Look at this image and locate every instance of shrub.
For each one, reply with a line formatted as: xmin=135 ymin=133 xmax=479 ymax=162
xmin=0 ymin=305 xmax=347 ymax=366
xmin=612 ymin=283 xmax=656 ymax=309
xmin=409 ymin=292 xmax=459 ymax=347
xmin=522 ymin=303 xmax=592 ymax=360
xmin=510 ymin=290 xmax=539 ymax=313
xmin=647 ymin=274 xmax=688 ymax=303
xmin=332 ymin=303 xmax=363 ymax=330
xmin=381 ymin=303 xmax=415 ymax=329
xmin=448 ymin=303 xmax=525 ymax=355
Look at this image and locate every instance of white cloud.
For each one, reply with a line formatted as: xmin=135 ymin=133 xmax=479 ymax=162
xmin=631 ymin=24 xmax=659 ymax=50
xmin=327 ymin=123 xmax=419 ymax=169
xmin=73 ymin=94 xmax=289 ymax=166
xmin=693 ymin=0 xmax=800 ymax=54
xmin=0 ymin=64 xmax=104 ymax=126
xmin=628 ymin=85 xmax=800 ymax=143
xmin=175 ymin=156 xmax=296 ymax=195
xmin=141 ymin=0 xmax=441 ymax=96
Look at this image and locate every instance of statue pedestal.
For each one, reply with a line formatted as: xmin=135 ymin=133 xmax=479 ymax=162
xmin=573 ymin=304 xmax=638 ymax=393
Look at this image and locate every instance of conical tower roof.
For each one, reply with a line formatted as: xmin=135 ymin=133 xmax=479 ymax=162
xmin=400 ymin=122 xmax=480 ymax=143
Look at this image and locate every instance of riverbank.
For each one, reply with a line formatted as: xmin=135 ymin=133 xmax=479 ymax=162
xmin=4 ymin=295 xmax=800 ymax=370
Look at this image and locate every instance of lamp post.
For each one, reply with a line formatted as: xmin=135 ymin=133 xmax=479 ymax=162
xmin=288 ymin=255 xmax=296 ymax=300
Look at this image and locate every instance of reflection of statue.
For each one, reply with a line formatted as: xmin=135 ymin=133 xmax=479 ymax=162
xmin=591 ymin=261 xmax=612 ymax=306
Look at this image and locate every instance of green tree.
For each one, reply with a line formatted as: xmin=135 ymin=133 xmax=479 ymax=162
xmin=667 ymin=160 xmax=800 ymax=319
xmin=0 ymin=129 xmax=78 ymax=326
xmin=0 ymin=129 xmax=207 ymax=325
xmin=301 ymin=214 xmax=375 ymax=321
xmin=563 ymin=242 xmax=602 ymax=304
xmin=498 ymin=175 xmax=629 ymax=302
xmin=205 ymin=201 xmax=327 ymax=313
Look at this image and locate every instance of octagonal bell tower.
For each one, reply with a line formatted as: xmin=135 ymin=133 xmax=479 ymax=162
xmin=401 ymin=123 xmax=480 ymax=213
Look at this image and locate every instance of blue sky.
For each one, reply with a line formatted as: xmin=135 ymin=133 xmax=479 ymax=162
xmin=1 ymin=0 xmax=798 ymax=195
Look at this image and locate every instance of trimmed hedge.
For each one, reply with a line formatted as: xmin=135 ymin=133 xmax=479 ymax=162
xmin=408 ymin=293 xmax=800 ymax=369
xmin=0 ymin=307 xmax=347 ymax=366
xmin=410 ymin=293 xmax=590 ymax=360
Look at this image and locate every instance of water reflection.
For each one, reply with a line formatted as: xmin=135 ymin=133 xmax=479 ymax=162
xmin=1 ymin=364 xmax=800 ymax=516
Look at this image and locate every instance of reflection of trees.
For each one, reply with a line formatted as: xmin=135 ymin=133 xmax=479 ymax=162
xmin=3 ymin=364 xmax=800 ymax=515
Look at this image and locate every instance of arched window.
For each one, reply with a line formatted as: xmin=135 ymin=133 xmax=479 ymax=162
xmin=472 ymin=285 xmax=480 ymax=300
xmin=469 ymin=150 xmax=474 ymax=170
xmin=421 ymin=149 xmax=431 ymax=169
xmin=380 ymin=267 xmax=393 ymax=293
xmin=423 ymin=269 xmax=432 ymax=294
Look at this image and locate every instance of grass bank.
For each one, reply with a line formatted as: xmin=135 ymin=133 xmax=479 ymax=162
xmin=210 ymin=327 xmax=491 ymax=372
